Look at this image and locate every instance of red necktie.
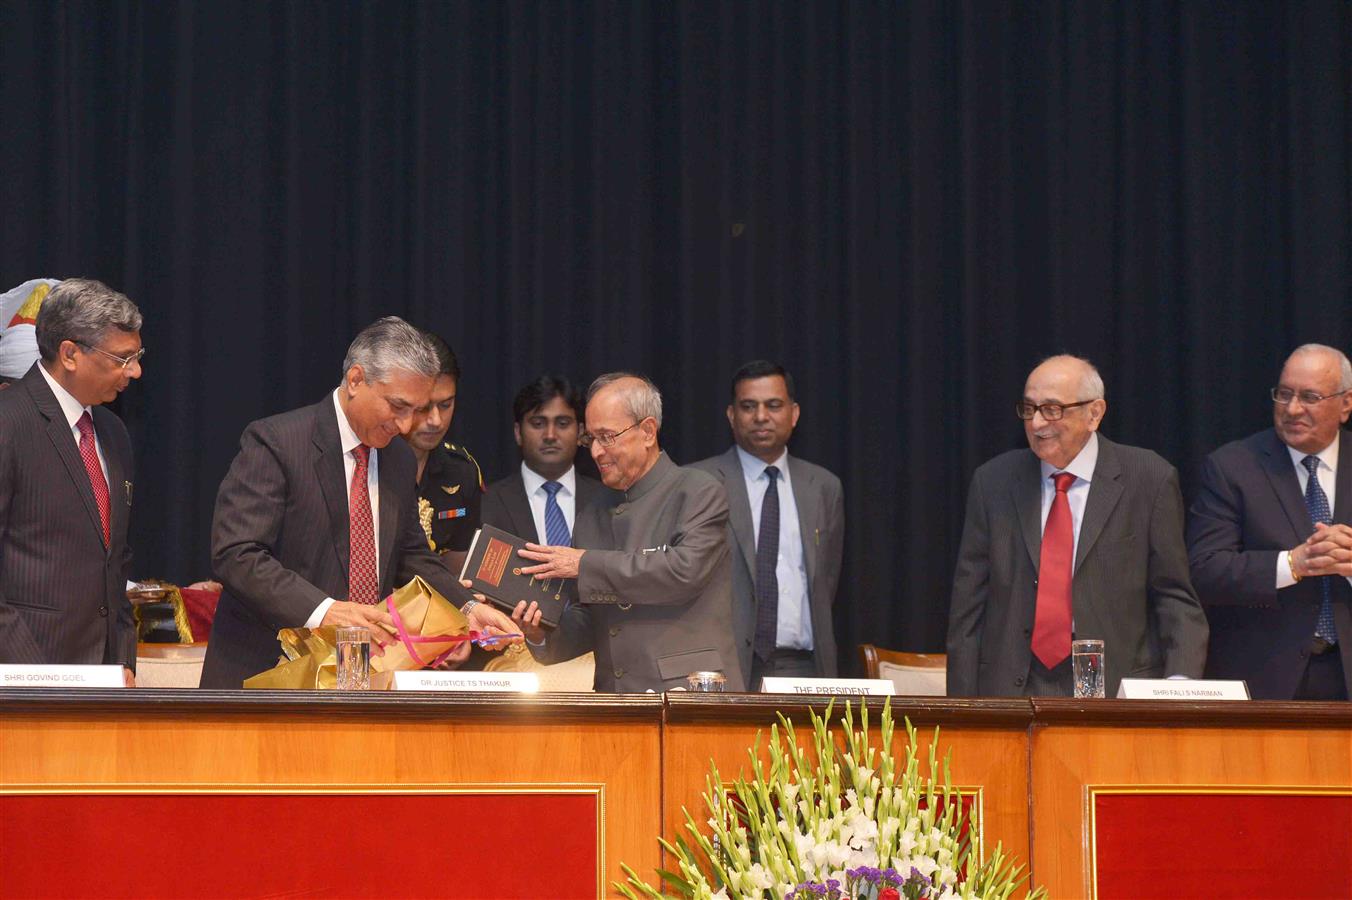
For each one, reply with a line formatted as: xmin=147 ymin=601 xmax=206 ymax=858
xmin=348 ymin=444 xmax=379 ymax=604
xmin=76 ymin=412 xmax=111 ymax=548
xmin=1032 ymin=471 xmax=1076 ymax=669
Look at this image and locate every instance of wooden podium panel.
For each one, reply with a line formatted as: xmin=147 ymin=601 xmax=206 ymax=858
xmin=0 ymin=690 xmax=663 ymax=899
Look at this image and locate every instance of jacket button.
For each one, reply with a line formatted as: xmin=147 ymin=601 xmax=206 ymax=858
xmin=98 ymin=605 xmax=109 ymax=617
xmin=1014 ymin=675 xmax=1024 ymax=686
xmin=1023 ymin=627 xmax=1031 ymax=636
xmin=613 ymin=667 xmax=625 ymax=679
xmin=609 ymin=626 xmax=621 ymax=637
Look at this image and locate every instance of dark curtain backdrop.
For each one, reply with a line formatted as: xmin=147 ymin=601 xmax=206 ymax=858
xmin=2 ymin=1 xmax=1349 ymax=674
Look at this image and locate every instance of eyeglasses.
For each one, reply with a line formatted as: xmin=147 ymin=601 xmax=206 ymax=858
xmin=579 ymin=420 xmax=641 ymax=448
xmin=1271 ymin=386 xmax=1349 ymax=407
xmin=1015 ymin=399 xmax=1095 ymax=421
xmin=78 ymin=342 xmax=146 ymax=372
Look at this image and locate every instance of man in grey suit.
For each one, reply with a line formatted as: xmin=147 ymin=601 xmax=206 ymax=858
xmin=691 ymin=360 xmax=843 ymax=687
xmin=481 ymin=375 xmax=604 ymax=544
xmin=510 ymin=373 xmax=745 ymax=692
xmin=947 ymin=355 xmax=1208 ymax=697
xmin=0 ymin=279 xmax=144 ymax=683
xmin=200 ymin=317 xmax=517 ymax=688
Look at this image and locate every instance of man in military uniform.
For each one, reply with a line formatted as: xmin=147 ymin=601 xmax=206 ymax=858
xmin=403 ymin=333 xmax=484 ymax=575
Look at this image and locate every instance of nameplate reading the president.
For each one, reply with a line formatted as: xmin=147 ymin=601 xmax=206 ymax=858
xmin=0 ymin=665 xmax=125 ymax=688
xmin=760 ymin=677 xmax=896 ymax=696
xmin=1115 ymin=678 xmax=1250 ymax=700
xmin=475 ymin=537 xmax=512 ymax=588
xmin=391 ymin=670 xmax=540 ymax=692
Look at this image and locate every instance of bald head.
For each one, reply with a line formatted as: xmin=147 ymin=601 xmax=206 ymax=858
xmin=1273 ymin=345 xmax=1352 ymax=454
xmin=1022 ymin=355 xmax=1107 ymax=469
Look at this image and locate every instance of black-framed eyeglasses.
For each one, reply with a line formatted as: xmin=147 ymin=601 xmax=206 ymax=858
xmin=1015 ymin=399 xmax=1095 ymax=421
xmin=1270 ymin=386 xmax=1349 ymax=407
xmin=78 ymin=342 xmax=146 ymax=371
xmin=579 ymin=420 xmax=641 ymax=448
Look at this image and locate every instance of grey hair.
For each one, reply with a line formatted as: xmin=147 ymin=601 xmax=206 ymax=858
xmin=1290 ymin=343 xmax=1352 ymax=391
xmin=35 ymin=279 xmax=142 ymax=362
xmin=1038 ymin=353 xmax=1105 ymax=401
xmin=341 ymin=316 xmax=439 ymax=384
xmin=587 ymin=371 xmax=664 ymax=429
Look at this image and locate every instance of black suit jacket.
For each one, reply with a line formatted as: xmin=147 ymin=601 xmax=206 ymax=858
xmin=200 ymin=394 xmax=473 ymax=688
xmin=481 ymin=466 xmax=604 ymax=543
xmin=0 ymin=364 xmax=136 ymax=667
xmin=947 ymin=435 xmax=1209 ymax=697
xmin=1187 ymin=428 xmax=1352 ymax=699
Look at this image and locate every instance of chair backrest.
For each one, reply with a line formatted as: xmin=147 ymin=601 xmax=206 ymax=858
xmin=858 ymin=644 xmax=947 ymax=696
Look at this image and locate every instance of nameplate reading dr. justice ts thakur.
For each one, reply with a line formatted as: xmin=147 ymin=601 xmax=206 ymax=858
xmin=1116 ymin=678 xmax=1250 ymax=700
xmin=0 ymin=665 xmax=125 ymax=688
xmin=760 ymin=677 xmax=896 ymax=696
xmin=391 ymin=671 xmax=540 ymax=693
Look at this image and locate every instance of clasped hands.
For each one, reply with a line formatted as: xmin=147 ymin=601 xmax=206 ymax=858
xmin=1291 ymin=522 xmax=1352 ymax=579
xmin=319 ymin=596 xmax=521 ymax=667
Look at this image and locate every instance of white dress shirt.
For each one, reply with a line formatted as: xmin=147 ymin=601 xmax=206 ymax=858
xmin=37 ymin=363 xmax=108 ymax=483
xmin=305 ymin=389 xmax=383 ymax=626
xmin=1038 ymin=432 xmax=1099 ymax=568
xmin=521 ymin=462 xmax=577 ymax=544
xmin=737 ymin=446 xmax=813 ymax=651
xmin=1275 ymin=433 xmax=1350 ymax=588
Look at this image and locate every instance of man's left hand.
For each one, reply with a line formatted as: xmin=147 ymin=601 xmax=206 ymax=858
xmin=518 ymin=543 xmax=585 ymax=580
xmin=123 ymin=667 xmax=136 ymax=688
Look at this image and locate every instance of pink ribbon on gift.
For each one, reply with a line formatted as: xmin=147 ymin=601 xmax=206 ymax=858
xmin=383 ymin=595 xmax=521 ymax=667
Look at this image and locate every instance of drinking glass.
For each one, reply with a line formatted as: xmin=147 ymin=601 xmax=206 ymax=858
xmin=335 ymin=626 xmax=371 ymax=690
xmin=1072 ymin=639 xmax=1105 ymax=699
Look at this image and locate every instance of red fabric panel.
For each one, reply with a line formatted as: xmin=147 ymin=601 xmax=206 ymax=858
xmin=1095 ymin=793 xmax=1352 ymax=899
xmin=179 ymin=587 xmax=220 ymax=642
xmin=0 ymin=792 xmax=598 ymax=899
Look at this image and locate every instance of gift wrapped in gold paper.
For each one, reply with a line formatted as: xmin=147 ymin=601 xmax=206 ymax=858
xmin=243 ymin=576 xmax=472 ymax=689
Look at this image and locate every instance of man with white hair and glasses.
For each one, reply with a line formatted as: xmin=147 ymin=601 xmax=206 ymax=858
xmin=1189 ymin=344 xmax=1352 ymax=700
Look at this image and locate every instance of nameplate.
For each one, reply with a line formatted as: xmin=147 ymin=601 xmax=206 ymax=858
xmin=760 ymin=677 xmax=895 ymax=696
xmin=1116 ymin=678 xmax=1250 ymax=700
xmin=390 ymin=671 xmax=540 ymax=693
xmin=0 ymin=665 xmax=125 ymax=688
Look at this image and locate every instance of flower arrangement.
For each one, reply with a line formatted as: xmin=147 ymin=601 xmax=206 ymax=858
xmin=617 ymin=699 xmax=1043 ymax=900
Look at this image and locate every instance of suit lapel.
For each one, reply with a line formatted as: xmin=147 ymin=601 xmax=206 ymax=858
xmin=721 ymin=447 xmax=758 ymax=579
xmin=788 ymin=454 xmax=819 ymax=588
xmin=313 ymin=399 xmax=351 ymax=583
xmin=1013 ymin=452 xmax=1044 ymax=567
xmin=377 ymin=450 xmax=397 ymax=589
xmin=507 ymin=474 xmax=539 ymax=541
xmin=1260 ymin=429 xmax=1313 ymax=539
xmin=1335 ymin=430 xmax=1352 ymax=526
xmin=1074 ymin=437 xmax=1124 ymax=571
xmin=97 ymin=410 xmax=129 ymax=549
xmin=26 ymin=370 xmax=105 ymax=549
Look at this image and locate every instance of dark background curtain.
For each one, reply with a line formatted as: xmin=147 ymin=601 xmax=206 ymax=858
xmin=2 ymin=1 xmax=1349 ymax=674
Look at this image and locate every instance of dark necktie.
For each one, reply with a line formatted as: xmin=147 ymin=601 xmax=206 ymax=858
xmin=1301 ymin=456 xmax=1337 ymax=644
xmin=75 ymin=412 xmax=111 ymax=548
xmin=348 ymin=444 xmax=379 ymax=605
xmin=542 ymin=480 xmax=571 ymax=546
xmin=1032 ymin=472 xmax=1076 ymax=669
xmin=753 ymin=465 xmax=781 ymax=661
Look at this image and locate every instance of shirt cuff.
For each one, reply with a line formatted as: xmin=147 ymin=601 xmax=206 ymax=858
xmin=1276 ymin=550 xmax=1298 ymax=589
xmin=305 ymin=598 xmax=337 ymax=628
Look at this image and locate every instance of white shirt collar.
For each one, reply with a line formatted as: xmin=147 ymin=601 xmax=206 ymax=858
xmin=1039 ymin=431 xmax=1099 ymax=483
xmin=736 ymin=445 xmax=790 ymax=482
xmin=37 ymin=362 xmax=91 ymax=430
xmin=1287 ymin=431 xmax=1339 ymax=473
xmin=331 ymin=388 xmax=364 ymax=456
xmin=521 ymin=461 xmax=576 ymax=497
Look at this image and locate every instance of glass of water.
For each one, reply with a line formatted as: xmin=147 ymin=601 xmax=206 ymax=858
xmin=686 ymin=671 xmax=726 ymax=692
xmin=1072 ymin=639 xmax=1105 ymax=699
xmin=335 ymin=626 xmax=371 ymax=690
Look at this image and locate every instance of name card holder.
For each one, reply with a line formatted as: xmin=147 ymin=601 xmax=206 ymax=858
xmin=390 ymin=670 xmax=540 ymax=693
xmin=1116 ymin=678 xmax=1250 ymax=700
xmin=0 ymin=665 xmax=125 ymax=688
xmin=760 ymin=677 xmax=896 ymax=696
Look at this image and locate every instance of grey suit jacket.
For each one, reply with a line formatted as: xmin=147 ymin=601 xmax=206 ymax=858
xmin=531 ymin=453 xmax=746 ymax=692
xmin=481 ymin=466 xmax=605 ymax=544
xmin=947 ymin=435 xmax=1209 ymax=697
xmin=690 ymin=447 xmax=844 ymax=681
xmin=0 ymin=364 xmax=136 ymax=668
xmin=200 ymin=395 xmax=473 ymax=688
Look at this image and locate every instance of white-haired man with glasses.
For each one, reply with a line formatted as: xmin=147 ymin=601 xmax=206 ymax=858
xmin=507 ymin=372 xmax=746 ymax=692
xmin=947 ymin=354 xmax=1207 ymax=697
xmin=1188 ymin=344 xmax=1352 ymax=700
xmin=0 ymin=279 xmax=144 ymax=682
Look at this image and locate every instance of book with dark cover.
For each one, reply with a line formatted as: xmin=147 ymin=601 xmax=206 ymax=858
xmin=457 ymin=524 xmax=567 ymax=627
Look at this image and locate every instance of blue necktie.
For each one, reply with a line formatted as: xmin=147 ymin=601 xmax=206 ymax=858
xmin=753 ymin=465 xmax=781 ymax=661
xmin=542 ymin=481 xmax=571 ymax=547
xmin=1301 ymin=455 xmax=1338 ymax=644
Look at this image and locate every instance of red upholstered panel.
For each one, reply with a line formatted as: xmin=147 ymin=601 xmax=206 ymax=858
xmin=1094 ymin=793 xmax=1352 ymax=899
xmin=0 ymin=792 xmax=598 ymax=899
xmin=179 ymin=587 xmax=220 ymax=642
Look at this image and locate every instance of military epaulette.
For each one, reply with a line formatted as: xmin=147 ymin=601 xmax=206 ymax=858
xmin=443 ymin=441 xmax=486 ymax=492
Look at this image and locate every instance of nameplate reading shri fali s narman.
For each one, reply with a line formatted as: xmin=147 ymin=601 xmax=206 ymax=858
xmin=1116 ymin=678 xmax=1250 ymax=700
xmin=0 ymin=665 xmax=125 ymax=688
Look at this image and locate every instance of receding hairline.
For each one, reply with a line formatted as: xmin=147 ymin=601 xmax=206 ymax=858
xmin=1026 ymin=354 xmax=1105 ymax=401
xmin=1286 ymin=343 xmax=1352 ymax=391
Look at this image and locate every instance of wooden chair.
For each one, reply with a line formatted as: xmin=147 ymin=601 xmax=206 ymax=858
xmin=858 ymin=644 xmax=947 ymax=696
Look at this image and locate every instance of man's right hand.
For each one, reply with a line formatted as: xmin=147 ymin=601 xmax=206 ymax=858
xmin=1296 ymin=523 xmax=1352 ymax=578
xmin=320 ymin=601 xmax=396 ymax=654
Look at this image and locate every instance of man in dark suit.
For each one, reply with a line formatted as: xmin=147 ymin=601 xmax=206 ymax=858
xmin=200 ymin=317 xmax=517 ymax=688
xmin=691 ymin=360 xmax=843 ymax=687
xmin=508 ymin=373 xmax=745 ymax=692
xmin=0 ymin=279 xmax=144 ymax=683
xmin=947 ymin=355 xmax=1208 ymax=697
xmin=482 ymin=375 xmax=603 ymax=545
xmin=1188 ymin=344 xmax=1352 ymax=700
